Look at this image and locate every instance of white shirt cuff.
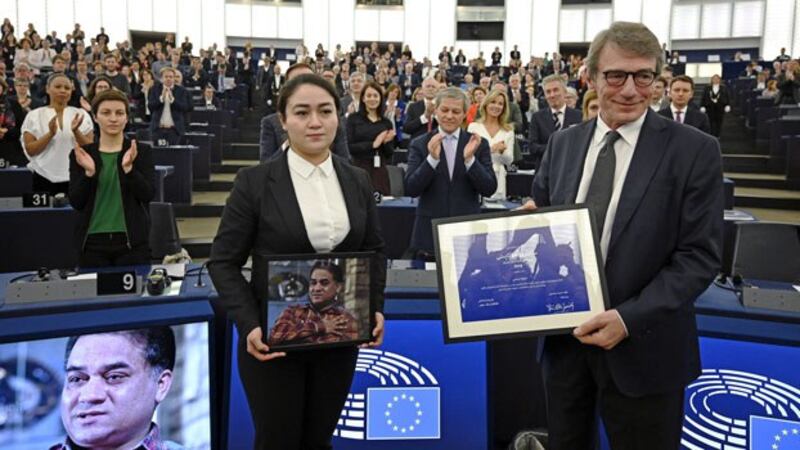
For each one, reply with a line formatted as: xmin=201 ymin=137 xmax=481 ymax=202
xmin=426 ymin=154 xmax=439 ymax=169
xmin=420 ymin=114 xmax=429 ymax=124
xmin=613 ymin=309 xmax=629 ymax=337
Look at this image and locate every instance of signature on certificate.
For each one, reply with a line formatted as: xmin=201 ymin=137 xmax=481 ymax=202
xmin=546 ymin=302 xmax=575 ymax=313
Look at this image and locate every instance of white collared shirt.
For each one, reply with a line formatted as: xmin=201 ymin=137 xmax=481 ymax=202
xmin=575 ymin=111 xmax=646 ymax=261
xmin=669 ymin=104 xmax=686 ymax=123
xmin=552 ymin=105 xmax=567 ymax=127
xmin=287 ymin=149 xmax=351 ymax=252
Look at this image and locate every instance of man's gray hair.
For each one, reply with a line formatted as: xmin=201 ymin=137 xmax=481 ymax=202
xmin=350 ymin=71 xmax=364 ymax=80
xmin=434 ymin=86 xmax=469 ymax=111
xmin=542 ymin=74 xmax=566 ymax=87
xmin=586 ymin=21 xmax=664 ymax=79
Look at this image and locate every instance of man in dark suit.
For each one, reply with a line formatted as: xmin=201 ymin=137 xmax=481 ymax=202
xmin=700 ymin=74 xmax=731 ymax=137
xmin=658 ymin=75 xmax=711 ymax=134
xmin=259 ymin=64 xmax=350 ymax=162
xmin=149 ymin=67 xmax=191 ymax=145
xmin=544 ymin=53 xmax=569 ymax=76
xmin=530 ymin=21 xmax=722 ymax=449
xmin=527 ymin=74 xmax=582 ymax=168
xmin=398 ymin=62 xmax=421 ymax=101
xmin=339 ymin=71 xmax=364 ymax=116
xmin=404 ymin=87 xmax=497 ymax=259
xmin=402 ymin=77 xmax=439 ymax=140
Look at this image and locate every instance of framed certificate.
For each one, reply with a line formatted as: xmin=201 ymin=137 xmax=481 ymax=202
xmin=261 ymin=252 xmax=375 ymax=351
xmin=433 ymin=205 xmax=609 ymax=343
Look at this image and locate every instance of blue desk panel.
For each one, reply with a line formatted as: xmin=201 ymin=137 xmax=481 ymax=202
xmin=226 ymin=318 xmax=488 ymax=450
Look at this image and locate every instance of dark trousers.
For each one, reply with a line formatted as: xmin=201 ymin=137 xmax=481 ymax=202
xmin=542 ymin=335 xmax=685 ymax=450
xmin=79 ymin=232 xmax=151 ymax=268
xmin=237 ymin=341 xmax=359 ymax=450
xmin=153 ymin=127 xmax=182 ymax=146
xmin=708 ymin=111 xmax=724 ymax=137
xmin=32 ymin=172 xmax=69 ymax=196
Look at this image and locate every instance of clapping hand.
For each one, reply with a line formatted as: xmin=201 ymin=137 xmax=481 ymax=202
xmin=463 ymin=133 xmax=482 ymax=160
xmin=74 ymin=144 xmax=96 ymax=177
xmin=80 ymin=96 xmax=91 ymax=112
xmin=383 ymin=129 xmax=396 ymax=143
xmin=121 ymin=140 xmax=138 ymax=174
xmin=71 ymin=113 xmax=84 ymax=133
xmin=372 ymin=130 xmax=387 ymax=149
xmin=491 ymin=141 xmax=506 ymax=153
xmin=359 ymin=312 xmax=385 ymax=349
xmin=424 ymin=100 xmax=435 ymax=118
xmin=427 ymin=132 xmax=444 ymax=160
xmin=246 ymin=327 xmax=286 ymax=362
xmin=48 ymin=115 xmax=59 ymax=136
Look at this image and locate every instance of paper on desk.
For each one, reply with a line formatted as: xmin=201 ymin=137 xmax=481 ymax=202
xmin=424 ymin=262 xmax=437 ymax=271
xmin=794 ymin=285 xmax=800 ymax=293
xmin=67 ymin=273 xmax=97 ymax=281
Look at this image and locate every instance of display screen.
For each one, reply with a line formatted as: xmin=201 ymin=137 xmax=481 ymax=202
xmin=0 ymin=323 xmax=211 ymax=450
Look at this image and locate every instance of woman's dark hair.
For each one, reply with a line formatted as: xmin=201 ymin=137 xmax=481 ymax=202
xmin=46 ymin=72 xmax=72 ymax=89
xmin=310 ymin=260 xmax=344 ymax=283
xmin=91 ymin=88 xmax=130 ymax=116
xmin=277 ymin=73 xmax=341 ymax=118
xmin=87 ymin=75 xmax=114 ymax=102
xmin=358 ymin=80 xmax=386 ymax=117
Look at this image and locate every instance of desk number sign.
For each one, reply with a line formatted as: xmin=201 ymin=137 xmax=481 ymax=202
xmin=97 ymin=271 xmax=139 ymax=296
xmin=22 ymin=192 xmax=51 ymax=208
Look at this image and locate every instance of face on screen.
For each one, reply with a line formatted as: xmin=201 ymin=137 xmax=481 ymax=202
xmin=61 ymin=333 xmax=173 ymax=449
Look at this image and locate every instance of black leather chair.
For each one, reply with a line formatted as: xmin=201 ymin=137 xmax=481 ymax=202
xmin=149 ymin=202 xmax=182 ymax=261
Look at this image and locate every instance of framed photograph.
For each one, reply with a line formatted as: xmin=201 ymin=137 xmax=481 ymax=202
xmin=433 ymin=205 xmax=609 ymax=343
xmin=261 ymin=252 xmax=375 ymax=351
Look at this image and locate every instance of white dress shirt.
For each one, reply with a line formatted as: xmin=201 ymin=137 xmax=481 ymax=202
xmin=552 ymin=105 xmax=567 ymax=128
xmin=669 ymin=104 xmax=685 ymax=124
xmin=287 ymin=149 xmax=351 ymax=253
xmin=575 ymin=112 xmax=646 ymax=262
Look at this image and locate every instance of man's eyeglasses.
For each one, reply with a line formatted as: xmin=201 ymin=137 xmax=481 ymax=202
xmin=602 ymin=70 xmax=658 ymax=87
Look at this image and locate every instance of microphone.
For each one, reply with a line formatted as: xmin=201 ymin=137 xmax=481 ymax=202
xmin=195 ymin=261 xmax=210 ymax=288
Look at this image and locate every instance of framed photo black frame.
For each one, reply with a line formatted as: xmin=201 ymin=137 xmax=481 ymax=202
xmin=432 ymin=205 xmax=609 ymax=343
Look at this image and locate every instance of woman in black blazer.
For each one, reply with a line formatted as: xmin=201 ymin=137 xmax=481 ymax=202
xmin=345 ymin=81 xmax=395 ymax=195
xmin=208 ymin=74 xmax=386 ymax=450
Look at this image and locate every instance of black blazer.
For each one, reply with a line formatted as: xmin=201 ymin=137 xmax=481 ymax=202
xmin=148 ymin=83 xmax=191 ymax=135
xmin=528 ymin=106 xmax=582 ymax=168
xmin=404 ymin=130 xmax=497 ymax=253
xmin=700 ymin=85 xmax=730 ymax=116
xmin=68 ymin=139 xmax=155 ymax=255
xmin=658 ymin=106 xmax=711 ymax=135
xmin=532 ymin=109 xmax=723 ymax=396
xmin=402 ymin=100 xmax=437 ymax=140
xmin=208 ymin=151 xmax=386 ymax=338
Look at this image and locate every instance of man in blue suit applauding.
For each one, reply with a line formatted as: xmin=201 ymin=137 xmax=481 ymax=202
xmin=404 ymin=87 xmax=497 ymax=260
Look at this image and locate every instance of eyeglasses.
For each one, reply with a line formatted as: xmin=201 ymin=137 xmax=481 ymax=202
xmin=602 ymin=70 xmax=658 ymax=87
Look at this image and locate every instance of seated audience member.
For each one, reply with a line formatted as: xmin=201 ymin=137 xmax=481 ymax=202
xmin=52 ymin=327 xmax=181 ymax=449
xmin=0 ymin=79 xmax=28 ymax=166
xmin=149 ymin=67 xmax=190 ymax=145
xmin=565 ymin=86 xmax=578 ymax=109
xmin=259 ymin=64 xmax=350 ymax=162
xmin=465 ymin=86 xmax=487 ymax=125
xmin=762 ymin=79 xmax=779 ymax=98
xmin=776 ymin=63 xmax=800 ymax=105
xmin=21 ymin=73 xmax=93 ymax=195
xmin=346 ymin=80 xmax=395 ymax=194
xmin=404 ymin=87 xmax=496 ymax=260
xmin=403 ymin=77 xmax=439 ymax=139
xmin=202 ymin=84 xmax=222 ymax=109
xmin=658 ymin=75 xmax=711 ymax=134
xmin=528 ymin=74 xmax=581 ymax=168
xmin=69 ymin=89 xmax=153 ymax=267
xmin=467 ymin=89 xmax=514 ymax=200
xmin=581 ymin=88 xmax=599 ymax=121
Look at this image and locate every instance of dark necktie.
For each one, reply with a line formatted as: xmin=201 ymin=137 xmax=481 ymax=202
xmin=675 ymin=110 xmax=683 ymax=124
xmin=552 ymin=111 xmax=562 ymax=130
xmin=585 ymin=131 xmax=621 ymax=236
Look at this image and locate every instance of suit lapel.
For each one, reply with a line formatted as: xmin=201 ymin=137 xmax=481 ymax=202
xmin=543 ymin=107 xmax=556 ymax=134
xmin=451 ymin=131 xmax=469 ymax=182
xmin=267 ymin=152 xmax=314 ymax=252
xmin=566 ymin=120 xmax=596 ymax=203
xmin=608 ymin=110 xmax=669 ymax=251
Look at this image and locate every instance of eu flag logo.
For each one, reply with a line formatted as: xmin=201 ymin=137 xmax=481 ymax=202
xmin=366 ymin=387 xmax=440 ymax=440
xmin=750 ymin=416 xmax=800 ymax=449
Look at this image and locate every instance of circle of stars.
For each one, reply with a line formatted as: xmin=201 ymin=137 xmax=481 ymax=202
xmin=384 ymin=393 xmax=423 ymax=434
xmin=773 ymin=428 xmax=800 ymax=449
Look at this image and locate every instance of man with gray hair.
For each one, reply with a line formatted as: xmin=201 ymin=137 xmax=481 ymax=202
xmin=530 ymin=21 xmax=722 ymax=449
xmin=403 ymin=77 xmax=440 ymax=139
xmin=527 ymin=74 xmax=582 ymax=169
xmin=340 ymin=71 xmax=365 ymax=116
xmin=404 ymin=87 xmax=497 ymax=259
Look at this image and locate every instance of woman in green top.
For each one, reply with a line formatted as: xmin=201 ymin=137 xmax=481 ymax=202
xmin=69 ymin=89 xmax=155 ymax=267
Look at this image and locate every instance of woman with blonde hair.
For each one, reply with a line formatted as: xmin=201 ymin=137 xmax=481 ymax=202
xmin=582 ymin=88 xmax=600 ymax=121
xmin=467 ymin=89 xmax=514 ymax=200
